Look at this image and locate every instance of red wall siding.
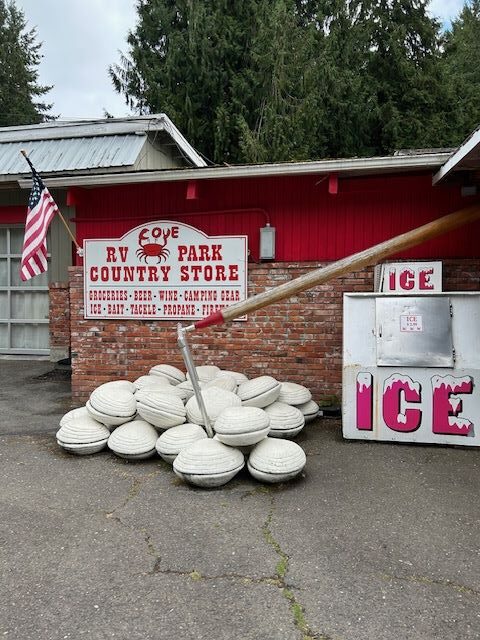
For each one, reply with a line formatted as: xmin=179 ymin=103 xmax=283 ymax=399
xmin=72 ymin=172 xmax=480 ymax=262
xmin=0 ymin=206 xmax=27 ymax=224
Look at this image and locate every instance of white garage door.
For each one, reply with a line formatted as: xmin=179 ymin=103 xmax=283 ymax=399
xmin=0 ymin=226 xmax=50 ymax=354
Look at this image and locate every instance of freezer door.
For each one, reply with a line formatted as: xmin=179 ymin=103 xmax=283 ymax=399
xmin=375 ymin=297 xmax=454 ymax=367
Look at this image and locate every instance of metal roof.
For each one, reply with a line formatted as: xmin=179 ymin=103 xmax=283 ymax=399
xmin=0 ymin=134 xmax=146 ymax=175
xmin=0 ymin=114 xmax=206 ymax=178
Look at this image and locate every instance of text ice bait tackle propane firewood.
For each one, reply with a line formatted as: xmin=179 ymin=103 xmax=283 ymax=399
xmin=184 ymin=204 xmax=480 ymax=332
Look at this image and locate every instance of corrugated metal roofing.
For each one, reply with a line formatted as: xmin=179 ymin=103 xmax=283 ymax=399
xmin=0 ymin=134 xmax=146 ymax=175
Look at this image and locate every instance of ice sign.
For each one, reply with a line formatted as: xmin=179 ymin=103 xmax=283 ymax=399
xmin=400 ymin=314 xmax=423 ymax=332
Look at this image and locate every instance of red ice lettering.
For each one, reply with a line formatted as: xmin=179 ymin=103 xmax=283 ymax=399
xmin=399 ymin=269 xmax=415 ymax=291
xmin=382 ymin=374 xmax=421 ymax=432
xmin=356 ymin=372 xmax=373 ymax=430
xmin=419 ymin=268 xmax=434 ymax=290
xmin=432 ymin=375 xmax=473 ymax=436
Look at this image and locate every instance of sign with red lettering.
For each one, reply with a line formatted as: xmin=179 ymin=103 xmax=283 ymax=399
xmin=377 ymin=261 xmax=442 ymax=293
xmin=344 ymin=368 xmax=480 ymax=446
xmin=343 ymin=292 xmax=480 ymax=447
xmin=400 ymin=314 xmax=423 ymax=332
xmin=83 ymin=221 xmax=247 ymax=319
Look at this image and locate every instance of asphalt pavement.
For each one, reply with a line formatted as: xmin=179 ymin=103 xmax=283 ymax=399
xmin=0 ymin=359 xmax=479 ymax=640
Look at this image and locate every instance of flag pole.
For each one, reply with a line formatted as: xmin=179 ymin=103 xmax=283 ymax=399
xmin=20 ymin=149 xmax=83 ymax=255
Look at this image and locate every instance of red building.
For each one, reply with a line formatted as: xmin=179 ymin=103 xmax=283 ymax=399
xmin=1 ymin=116 xmax=479 ymax=405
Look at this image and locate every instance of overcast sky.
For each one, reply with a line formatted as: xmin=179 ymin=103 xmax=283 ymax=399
xmin=16 ymin=0 xmax=467 ymax=121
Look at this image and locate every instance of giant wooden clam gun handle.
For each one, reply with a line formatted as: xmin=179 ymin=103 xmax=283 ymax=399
xmin=190 ymin=204 xmax=480 ymax=331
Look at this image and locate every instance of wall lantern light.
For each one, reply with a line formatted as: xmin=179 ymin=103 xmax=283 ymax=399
xmin=260 ymin=223 xmax=276 ymax=260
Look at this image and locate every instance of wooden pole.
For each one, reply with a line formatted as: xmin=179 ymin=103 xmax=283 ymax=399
xmin=192 ymin=203 xmax=480 ymax=330
xmin=20 ymin=149 xmax=82 ymax=253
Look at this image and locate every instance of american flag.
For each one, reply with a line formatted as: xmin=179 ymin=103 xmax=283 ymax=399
xmin=20 ymin=162 xmax=59 ymax=281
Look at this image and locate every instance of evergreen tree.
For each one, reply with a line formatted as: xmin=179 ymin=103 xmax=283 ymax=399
xmin=306 ymin=0 xmax=377 ymax=158
xmin=237 ymin=0 xmax=316 ymax=162
xmin=110 ymin=1 xmax=262 ymax=163
xmin=110 ymin=0 xmax=458 ymax=162
xmin=362 ymin=0 xmax=449 ymax=153
xmin=442 ymin=0 xmax=480 ymax=144
xmin=0 ymin=0 xmax=52 ymax=126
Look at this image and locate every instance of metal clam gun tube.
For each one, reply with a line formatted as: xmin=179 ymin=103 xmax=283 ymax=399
xmin=177 ymin=323 xmax=214 ymax=438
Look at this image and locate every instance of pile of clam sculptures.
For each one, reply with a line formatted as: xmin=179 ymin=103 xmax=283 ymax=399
xmin=56 ymin=364 xmax=320 ymax=488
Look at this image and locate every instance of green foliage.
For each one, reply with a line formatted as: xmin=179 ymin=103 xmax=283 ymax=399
xmin=442 ymin=0 xmax=480 ymax=145
xmin=362 ymin=0 xmax=449 ymax=152
xmin=110 ymin=0 xmax=480 ymax=163
xmin=0 ymin=0 xmax=52 ymax=126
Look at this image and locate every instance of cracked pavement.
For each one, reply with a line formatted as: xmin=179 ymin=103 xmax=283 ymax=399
xmin=1 ymin=360 xmax=480 ymax=639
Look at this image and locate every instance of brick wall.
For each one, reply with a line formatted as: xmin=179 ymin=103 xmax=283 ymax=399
xmin=49 ymin=282 xmax=70 ymax=361
xmin=64 ymin=261 xmax=480 ymax=404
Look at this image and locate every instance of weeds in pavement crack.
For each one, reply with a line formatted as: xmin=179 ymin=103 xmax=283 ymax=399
xmin=261 ymin=495 xmax=325 ymax=640
xmin=105 ymin=469 xmax=160 ymax=517
xmin=147 ymin=566 xmax=280 ymax=584
xmin=380 ymin=572 xmax=480 ymax=597
xmin=104 ymin=469 xmax=163 ymax=575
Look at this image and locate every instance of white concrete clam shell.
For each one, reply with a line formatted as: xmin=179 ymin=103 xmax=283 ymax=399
xmin=56 ymin=414 xmax=110 ymax=444
xmin=59 ymin=406 xmax=90 ymax=428
xmin=237 ymin=376 xmax=281 ymax=408
xmin=136 ymin=391 xmax=186 ymax=429
xmin=186 ymin=365 xmax=220 ymax=383
xmin=177 ymin=379 xmax=204 ymax=401
xmin=173 ymin=438 xmax=244 ymax=487
xmin=89 ymin=386 xmax=137 ymax=418
xmin=86 ymin=400 xmax=134 ymax=428
xmin=214 ymin=406 xmax=270 ymax=446
xmin=219 ymin=370 xmax=249 ymax=385
xmin=247 ymin=437 xmax=306 ymax=483
xmin=264 ymin=402 xmax=305 ymax=438
xmin=107 ymin=419 xmax=158 ymax=459
xmin=213 ymin=434 xmax=255 ymax=455
xmin=204 ymin=374 xmax=238 ymax=393
xmin=149 ymin=364 xmax=186 ymax=385
xmin=56 ymin=414 xmax=110 ymax=455
xmin=156 ymin=423 xmax=207 ymax=463
xmin=186 ymin=388 xmax=241 ymax=425
xmin=138 ymin=384 xmax=190 ymax=403
xmin=134 ymin=375 xmax=171 ymax=390
xmin=277 ymin=382 xmax=312 ymax=406
xmin=297 ymin=399 xmax=320 ymax=422
xmin=56 ymin=440 xmax=109 ymax=455
xmin=97 ymin=380 xmax=137 ymax=394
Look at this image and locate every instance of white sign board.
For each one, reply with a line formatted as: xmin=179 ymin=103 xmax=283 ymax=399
xmin=84 ymin=221 xmax=248 ymax=320
xmin=400 ymin=314 xmax=423 ymax=332
xmin=377 ymin=261 xmax=442 ymax=293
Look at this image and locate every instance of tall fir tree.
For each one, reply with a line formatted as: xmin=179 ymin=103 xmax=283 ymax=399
xmin=306 ymin=0 xmax=377 ymax=158
xmin=110 ymin=1 xmax=263 ymax=163
xmin=0 ymin=0 xmax=52 ymax=126
xmin=110 ymin=0 xmax=465 ymax=162
xmin=237 ymin=0 xmax=316 ymax=162
xmin=360 ymin=0 xmax=449 ymax=153
xmin=442 ymin=0 xmax=480 ymax=144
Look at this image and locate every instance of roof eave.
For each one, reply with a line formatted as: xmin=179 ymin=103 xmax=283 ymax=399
xmin=16 ymin=153 xmax=451 ymax=189
xmin=433 ymin=127 xmax=480 ymax=185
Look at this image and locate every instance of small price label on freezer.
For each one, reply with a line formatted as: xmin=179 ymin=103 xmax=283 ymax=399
xmin=400 ymin=314 xmax=423 ymax=332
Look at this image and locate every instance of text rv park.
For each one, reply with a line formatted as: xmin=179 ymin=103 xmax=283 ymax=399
xmin=84 ymin=222 xmax=247 ymax=320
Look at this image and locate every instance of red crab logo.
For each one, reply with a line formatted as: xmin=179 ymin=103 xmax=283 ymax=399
xmin=136 ymin=227 xmax=171 ymax=263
